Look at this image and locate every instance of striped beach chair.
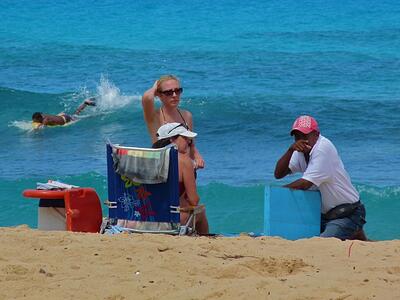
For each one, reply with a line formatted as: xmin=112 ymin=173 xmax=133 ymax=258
xmin=103 ymin=143 xmax=203 ymax=235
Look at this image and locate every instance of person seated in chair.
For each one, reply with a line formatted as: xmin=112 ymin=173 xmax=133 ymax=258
xmin=274 ymin=115 xmax=367 ymax=241
xmin=32 ymin=98 xmax=96 ymax=128
xmin=153 ymin=122 xmax=209 ymax=235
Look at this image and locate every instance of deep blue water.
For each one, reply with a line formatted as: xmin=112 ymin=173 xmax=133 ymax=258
xmin=1 ymin=0 xmax=399 ymax=240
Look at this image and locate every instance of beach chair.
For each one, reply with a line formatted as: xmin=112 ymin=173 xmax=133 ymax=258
xmin=103 ymin=143 xmax=204 ymax=235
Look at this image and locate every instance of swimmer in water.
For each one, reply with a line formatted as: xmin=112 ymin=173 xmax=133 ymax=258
xmin=32 ymin=98 xmax=96 ymax=128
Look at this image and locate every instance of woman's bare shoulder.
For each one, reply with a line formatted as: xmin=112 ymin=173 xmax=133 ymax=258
xmin=179 ymin=109 xmax=193 ymax=119
xmin=179 ymin=154 xmax=194 ymax=170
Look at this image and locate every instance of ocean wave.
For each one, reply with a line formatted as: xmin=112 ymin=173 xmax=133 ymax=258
xmin=4 ymin=76 xmax=142 ymax=129
xmin=1 ymin=174 xmax=398 ymax=239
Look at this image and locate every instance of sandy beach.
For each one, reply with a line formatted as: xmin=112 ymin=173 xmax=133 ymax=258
xmin=0 ymin=226 xmax=399 ymax=300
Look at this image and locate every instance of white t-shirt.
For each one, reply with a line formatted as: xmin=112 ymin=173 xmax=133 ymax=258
xmin=289 ymin=135 xmax=359 ymax=213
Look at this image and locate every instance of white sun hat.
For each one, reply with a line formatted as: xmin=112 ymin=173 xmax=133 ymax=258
xmin=157 ymin=122 xmax=197 ymax=140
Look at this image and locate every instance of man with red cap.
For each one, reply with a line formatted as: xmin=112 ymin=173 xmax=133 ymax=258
xmin=274 ymin=115 xmax=367 ymax=240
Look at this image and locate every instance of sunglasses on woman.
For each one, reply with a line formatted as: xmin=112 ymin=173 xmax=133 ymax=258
xmin=178 ymin=134 xmax=193 ymax=146
xmin=167 ymin=124 xmax=193 ymax=146
xmin=160 ymin=87 xmax=183 ymax=96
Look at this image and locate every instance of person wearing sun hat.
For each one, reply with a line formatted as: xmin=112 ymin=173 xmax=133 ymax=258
xmin=274 ymin=115 xmax=367 ymax=240
xmin=157 ymin=122 xmax=197 ymax=139
xmin=152 ymin=122 xmax=197 ymax=150
xmin=142 ymin=75 xmax=205 ymax=169
xmin=152 ymin=123 xmax=209 ymax=235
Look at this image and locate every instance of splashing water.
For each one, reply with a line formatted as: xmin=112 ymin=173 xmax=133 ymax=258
xmin=9 ymin=76 xmax=142 ymax=130
xmin=9 ymin=120 xmax=34 ymax=131
xmin=95 ymin=75 xmax=140 ymax=111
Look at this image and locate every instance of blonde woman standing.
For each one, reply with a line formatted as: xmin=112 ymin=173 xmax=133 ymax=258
xmin=142 ymin=75 xmax=204 ymax=169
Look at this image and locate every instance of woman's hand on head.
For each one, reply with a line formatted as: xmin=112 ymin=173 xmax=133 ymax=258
xmin=152 ymin=80 xmax=159 ymax=97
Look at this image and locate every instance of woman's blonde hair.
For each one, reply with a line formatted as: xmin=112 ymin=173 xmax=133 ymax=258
xmin=156 ymin=75 xmax=180 ymax=92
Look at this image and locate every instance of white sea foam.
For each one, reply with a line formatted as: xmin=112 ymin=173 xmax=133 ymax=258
xmin=62 ymin=74 xmax=141 ymax=115
xmin=9 ymin=120 xmax=35 ymax=131
xmin=10 ymin=76 xmax=142 ymax=132
xmin=95 ymin=75 xmax=140 ymax=112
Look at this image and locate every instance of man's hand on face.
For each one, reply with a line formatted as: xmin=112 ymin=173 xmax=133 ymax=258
xmin=290 ymin=139 xmax=311 ymax=153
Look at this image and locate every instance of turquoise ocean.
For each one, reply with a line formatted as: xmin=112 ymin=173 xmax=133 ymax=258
xmin=1 ymin=1 xmax=399 ymax=240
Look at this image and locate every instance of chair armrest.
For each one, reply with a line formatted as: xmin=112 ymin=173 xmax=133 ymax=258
xmin=179 ymin=204 xmax=205 ymax=214
xmin=104 ymin=199 xmax=117 ymax=208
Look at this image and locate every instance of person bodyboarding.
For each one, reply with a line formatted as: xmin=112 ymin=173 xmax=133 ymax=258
xmin=32 ymin=98 xmax=96 ymax=129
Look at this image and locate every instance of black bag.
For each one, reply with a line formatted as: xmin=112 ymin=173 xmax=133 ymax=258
xmin=323 ymin=201 xmax=361 ymax=220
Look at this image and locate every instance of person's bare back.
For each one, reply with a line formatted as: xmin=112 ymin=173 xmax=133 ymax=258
xmin=32 ymin=98 xmax=96 ymax=128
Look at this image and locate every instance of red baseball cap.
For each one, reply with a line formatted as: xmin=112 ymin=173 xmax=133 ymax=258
xmin=290 ymin=115 xmax=320 ymax=135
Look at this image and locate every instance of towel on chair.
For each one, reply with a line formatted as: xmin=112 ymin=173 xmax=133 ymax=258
xmin=112 ymin=146 xmax=170 ymax=184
